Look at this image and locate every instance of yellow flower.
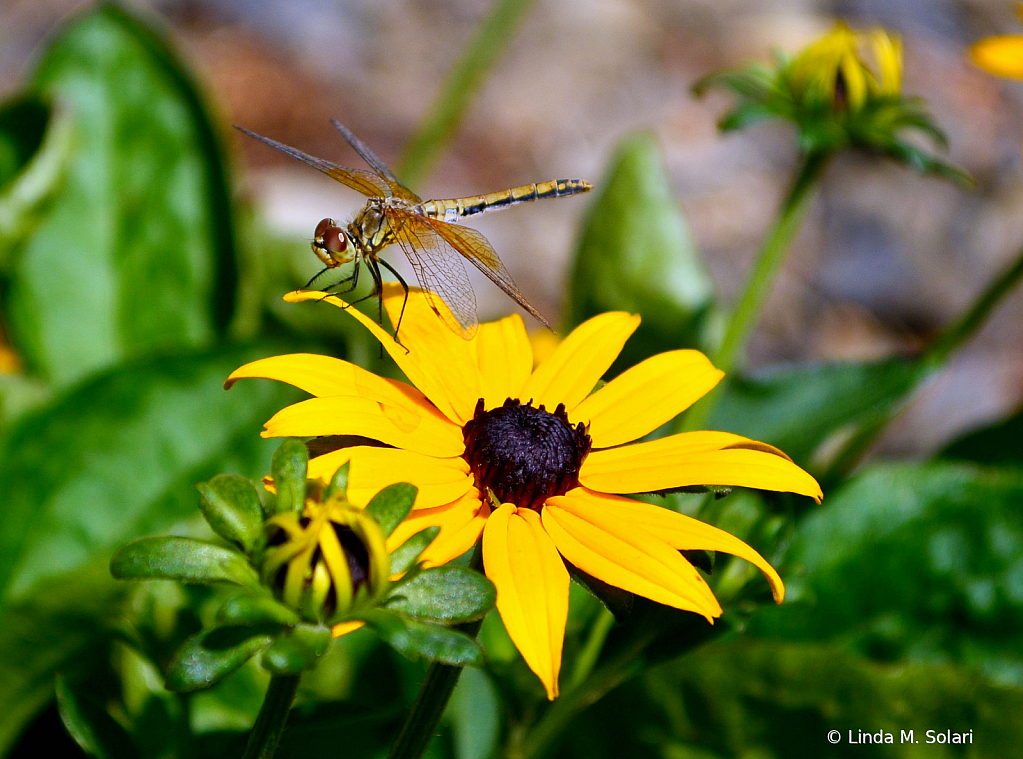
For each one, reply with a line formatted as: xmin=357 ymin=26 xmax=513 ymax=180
xmin=227 ymin=285 xmax=822 ymax=699
xmin=971 ymin=5 xmax=1023 ymax=79
xmin=788 ymin=21 xmax=902 ymax=111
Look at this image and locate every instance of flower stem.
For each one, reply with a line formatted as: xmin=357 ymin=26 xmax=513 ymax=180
xmin=241 ymin=674 xmax=301 ymax=759
xmin=396 ymin=0 xmax=539 ymax=186
xmin=823 ymin=243 xmax=1023 ymax=483
xmin=387 ymin=545 xmax=485 ymax=759
xmin=566 ymin=607 xmax=615 ymax=692
xmin=682 ymin=150 xmax=829 ymax=433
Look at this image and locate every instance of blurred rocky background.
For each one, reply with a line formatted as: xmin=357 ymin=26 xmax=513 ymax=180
xmin=3 ymin=0 xmax=1021 ymax=458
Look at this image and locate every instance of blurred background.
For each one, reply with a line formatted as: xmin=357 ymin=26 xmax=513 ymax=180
xmin=4 ymin=0 xmax=1022 ymax=458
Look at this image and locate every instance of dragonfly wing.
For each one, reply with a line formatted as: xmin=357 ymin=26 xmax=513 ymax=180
xmin=386 ymin=209 xmax=479 ymax=339
xmin=234 ymin=126 xmax=392 ymax=197
xmin=330 ymin=119 xmax=421 ymax=202
xmin=425 ymin=218 xmax=552 ymax=330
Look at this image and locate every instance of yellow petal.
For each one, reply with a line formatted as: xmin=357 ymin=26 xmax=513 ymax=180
xmin=580 ymin=431 xmax=822 ymax=502
xmin=520 ymin=312 xmax=640 ymax=412
xmin=971 ymin=36 xmax=1023 ymax=79
xmin=565 ymin=488 xmax=783 ymax=603
xmin=476 ymin=314 xmax=533 ymax=410
xmin=483 ymin=504 xmax=568 ymax=700
xmin=870 ymin=29 xmax=902 ymax=95
xmin=571 ymin=350 xmax=723 ymax=448
xmin=306 ymin=446 xmax=473 ymax=509
xmin=285 ymin=287 xmax=480 ymax=425
xmin=262 ymin=395 xmax=464 ymax=457
xmin=331 ymin=620 xmax=366 ymax=638
xmin=387 ymin=489 xmax=488 ymax=567
xmin=542 ymin=498 xmax=721 ymax=619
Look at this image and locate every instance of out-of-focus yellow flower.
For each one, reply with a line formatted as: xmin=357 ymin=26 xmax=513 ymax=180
xmin=971 ymin=4 xmax=1023 ymax=79
xmin=228 ymin=285 xmax=822 ymax=699
xmin=788 ymin=22 xmax=902 ymax=112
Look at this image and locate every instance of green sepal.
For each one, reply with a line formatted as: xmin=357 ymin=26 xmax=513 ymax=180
xmin=271 ymin=439 xmax=308 ymax=516
xmin=364 ymin=483 xmax=418 ymax=537
xmin=216 ymin=593 xmax=301 ymax=628
xmin=196 ymin=474 xmax=264 ymax=554
xmin=55 ymin=675 xmax=138 ymax=759
xmin=261 ymin=624 xmax=333 ymax=676
xmin=110 ymin=536 xmax=259 ymax=587
xmin=389 ymin=526 xmax=440 ymax=576
xmin=165 ymin=626 xmax=274 ymax=692
xmin=359 ymin=609 xmax=485 ymax=667
xmin=567 ymin=561 xmax=634 ymax=623
xmin=323 ymin=460 xmax=349 ymax=500
xmin=385 ymin=566 xmax=496 ymax=624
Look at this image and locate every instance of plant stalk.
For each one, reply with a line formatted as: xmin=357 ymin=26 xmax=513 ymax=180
xmin=682 ymin=151 xmax=829 ymax=432
xmin=241 ymin=674 xmax=301 ymax=759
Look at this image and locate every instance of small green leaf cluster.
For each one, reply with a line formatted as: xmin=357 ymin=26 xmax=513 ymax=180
xmin=694 ymin=27 xmax=970 ymax=184
xmin=110 ymin=440 xmax=495 ymax=692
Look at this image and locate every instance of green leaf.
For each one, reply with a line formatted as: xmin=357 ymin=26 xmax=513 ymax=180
xmin=389 ymin=526 xmax=440 ymax=576
xmin=751 ymin=462 xmax=1023 ymax=683
xmin=270 ymin=439 xmax=308 ymax=516
xmin=110 ymin=537 xmax=258 ymax=587
xmin=364 ymin=483 xmax=418 ymax=538
xmin=708 ymin=357 xmax=924 ymax=468
xmin=360 ymin=609 xmax=484 ymax=666
xmin=261 ymin=625 xmax=333 ymax=676
xmin=216 ymin=594 xmax=301 ymax=628
xmin=55 ymin=674 xmax=139 ymax=759
xmin=8 ymin=4 xmax=237 ymax=386
xmin=0 ymin=97 xmax=48 ymax=190
xmin=323 ymin=459 xmax=349 ymax=500
xmin=566 ymin=132 xmax=719 ymax=368
xmin=386 ymin=566 xmax=495 ymax=624
xmin=196 ymin=474 xmax=265 ymax=554
xmin=165 ymin=627 xmax=274 ymax=693
xmin=939 ymin=410 xmax=1023 ymax=468
xmin=0 ymin=345 xmax=299 ymax=601
xmin=0 ymin=565 xmax=124 ymax=755
xmin=445 ymin=667 xmax=500 ymax=759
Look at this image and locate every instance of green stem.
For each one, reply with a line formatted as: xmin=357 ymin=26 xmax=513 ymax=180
xmin=682 ymin=151 xmax=829 ymax=432
xmin=241 ymin=674 xmax=300 ymax=759
xmin=824 ymin=243 xmax=1023 ymax=482
xmin=387 ymin=546 xmax=485 ymax=759
xmin=566 ymin=607 xmax=615 ymax=692
xmin=396 ymin=0 xmax=539 ymax=186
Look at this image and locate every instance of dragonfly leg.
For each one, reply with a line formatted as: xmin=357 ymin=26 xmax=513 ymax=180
xmin=303 ymin=266 xmax=334 ymax=290
xmin=319 ymin=263 xmax=360 ymax=296
xmin=376 ymin=256 xmax=410 ymax=350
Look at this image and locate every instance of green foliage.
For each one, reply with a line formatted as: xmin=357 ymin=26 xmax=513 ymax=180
xmin=365 ymin=483 xmax=419 ymax=538
xmin=270 ymin=439 xmax=309 ymax=516
xmin=196 ymin=475 xmax=265 ymax=553
xmin=110 ymin=537 xmax=260 ymax=587
xmin=390 ymin=527 xmax=442 ymax=575
xmin=166 ymin=627 xmax=276 ymax=693
xmin=567 ymin=133 xmax=719 ymax=367
xmin=360 ymin=610 xmax=486 ymax=667
xmin=387 ymin=567 xmax=497 ymax=625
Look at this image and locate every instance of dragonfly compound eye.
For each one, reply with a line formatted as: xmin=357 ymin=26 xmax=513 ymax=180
xmin=321 ymin=226 xmax=350 ymax=263
xmin=314 ymin=217 xmax=335 ymax=239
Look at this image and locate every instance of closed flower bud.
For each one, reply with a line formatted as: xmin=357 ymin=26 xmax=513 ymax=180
xmin=262 ymin=490 xmax=390 ymax=625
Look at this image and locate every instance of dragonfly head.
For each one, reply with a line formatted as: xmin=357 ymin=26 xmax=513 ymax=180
xmin=312 ymin=217 xmax=355 ymax=267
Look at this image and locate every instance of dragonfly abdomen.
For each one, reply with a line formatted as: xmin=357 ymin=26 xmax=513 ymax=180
xmin=424 ymin=178 xmax=592 ymax=222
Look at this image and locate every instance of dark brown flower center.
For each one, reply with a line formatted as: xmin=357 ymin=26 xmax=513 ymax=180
xmin=462 ymin=398 xmax=591 ymax=510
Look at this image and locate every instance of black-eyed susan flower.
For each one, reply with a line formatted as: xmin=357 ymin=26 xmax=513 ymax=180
xmin=972 ymin=4 xmax=1023 ymax=79
xmin=696 ymin=20 xmax=969 ymax=183
xmin=226 ymin=285 xmax=822 ymax=699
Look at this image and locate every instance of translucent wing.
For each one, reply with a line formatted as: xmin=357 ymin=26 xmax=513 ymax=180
xmin=331 ymin=119 xmax=421 ymax=202
xmin=425 ymin=218 xmax=552 ymax=330
xmin=234 ymin=126 xmax=392 ymax=198
xmin=385 ymin=209 xmax=479 ymax=339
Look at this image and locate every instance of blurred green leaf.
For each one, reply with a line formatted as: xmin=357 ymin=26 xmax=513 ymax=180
xmin=56 ymin=674 xmax=140 ymax=759
xmin=386 ymin=566 xmax=496 ymax=624
xmin=7 ymin=4 xmax=237 ymax=386
xmin=0 ymin=98 xmax=48 ymax=190
xmin=445 ymin=667 xmax=500 ymax=759
xmin=0 ymin=346 xmax=298 ymax=601
xmin=939 ymin=410 xmax=1023 ymax=468
xmin=166 ymin=627 xmax=274 ymax=693
xmin=566 ymin=132 xmax=719 ymax=369
xmin=0 ymin=565 xmax=123 ymax=755
xmin=365 ymin=483 xmax=418 ymax=538
xmin=751 ymin=462 xmax=1023 ymax=685
xmin=261 ymin=625 xmax=332 ymax=676
xmin=270 ymin=439 xmax=308 ymax=516
xmin=360 ymin=610 xmax=484 ymax=667
xmin=196 ymin=474 xmax=264 ymax=554
xmin=110 ymin=537 xmax=258 ymax=587
xmin=708 ymin=357 xmax=924 ymax=469
xmin=390 ymin=526 xmax=440 ymax=576
xmin=323 ymin=459 xmax=349 ymax=500
xmin=216 ymin=593 xmax=300 ymax=628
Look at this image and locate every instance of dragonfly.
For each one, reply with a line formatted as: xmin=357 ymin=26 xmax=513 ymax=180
xmin=235 ymin=120 xmax=592 ymax=339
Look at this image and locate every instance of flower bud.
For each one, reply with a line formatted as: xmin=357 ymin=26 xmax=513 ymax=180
xmin=262 ymin=490 xmax=390 ymax=625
